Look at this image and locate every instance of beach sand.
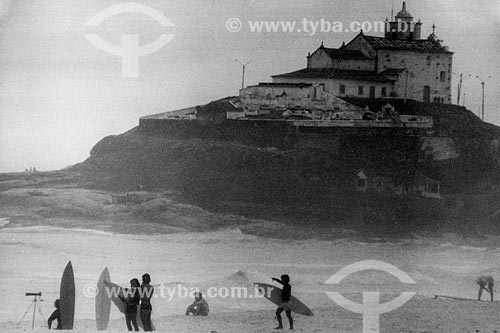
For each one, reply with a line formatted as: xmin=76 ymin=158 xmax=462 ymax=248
xmin=2 ymin=225 xmax=500 ymax=332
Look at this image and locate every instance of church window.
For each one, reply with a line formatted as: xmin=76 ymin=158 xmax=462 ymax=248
xmin=428 ymin=183 xmax=439 ymax=194
xmin=358 ymin=86 xmax=364 ymax=96
xmin=381 ymin=87 xmax=387 ymax=97
xmin=440 ymin=71 xmax=446 ymax=82
xmin=339 ymin=84 xmax=346 ymax=95
xmin=426 ymin=56 xmax=431 ymax=66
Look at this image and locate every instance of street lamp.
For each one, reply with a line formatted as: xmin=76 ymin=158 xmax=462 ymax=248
xmin=453 ymin=73 xmax=471 ymax=106
xmin=235 ymin=59 xmax=251 ymax=90
xmin=476 ymin=75 xmax=492 ymax=121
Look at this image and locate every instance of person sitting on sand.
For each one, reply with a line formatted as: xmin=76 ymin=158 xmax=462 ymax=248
xmin=47 ymin=299 xmax=61 ymax=330
xmin=477 ymin=275 xmax=494 ymax=301
xmin=185 ymin=292 xmax=209 ymax=316
xmin=140 ymin=273 xmax=154 ymax=332
xmin=119 ymin=278 xmax=141 ymax=331
xmin=272 ymin=274 xmax=293 ymax=330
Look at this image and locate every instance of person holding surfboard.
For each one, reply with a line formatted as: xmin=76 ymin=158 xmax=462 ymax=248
xmin=119 ymin=278 xmax=141 ymax=331
xmin=47 ymin=299 xmax=62 ymax=330
xmin=272 ymin=274 xmax=293 ymax=330
xmin=476 ymin=275 xmax=494 ymax=301
xmin=140 ymin=273 xmax=154 ymax=331
xmin=185 ymin=292 xmax=209 ymax=316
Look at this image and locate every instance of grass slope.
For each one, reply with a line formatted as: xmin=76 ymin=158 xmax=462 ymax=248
xmin=72 ymin=99 xmax=500 ymax=237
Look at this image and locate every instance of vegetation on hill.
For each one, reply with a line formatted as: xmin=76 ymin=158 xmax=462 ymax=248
xmin=72 ymin=99 xmax=500 ymax=238
xmin=342 ymin=97 xmax=500 ymax=139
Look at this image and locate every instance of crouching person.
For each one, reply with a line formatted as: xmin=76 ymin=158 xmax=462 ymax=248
xmin=185 ymin=292 xmax=209 ymax=316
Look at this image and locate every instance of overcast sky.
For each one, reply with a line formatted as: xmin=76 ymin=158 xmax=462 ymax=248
xmin=0 ymin=0 xmax=499 ymax=172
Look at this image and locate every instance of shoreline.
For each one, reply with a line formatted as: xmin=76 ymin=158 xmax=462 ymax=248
xmin=5 ymin=296 xmax=500 ymax=332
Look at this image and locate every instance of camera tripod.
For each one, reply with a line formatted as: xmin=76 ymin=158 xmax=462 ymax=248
xmin=17 ymin=292 xmax=44 ymax=329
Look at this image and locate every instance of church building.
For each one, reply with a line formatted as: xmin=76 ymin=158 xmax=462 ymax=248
xmin=271 ymin=2 xmax=453 ymax=104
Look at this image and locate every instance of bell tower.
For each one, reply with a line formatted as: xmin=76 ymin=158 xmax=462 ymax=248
xmin=385 ymin=2 xmax=422 ymax=41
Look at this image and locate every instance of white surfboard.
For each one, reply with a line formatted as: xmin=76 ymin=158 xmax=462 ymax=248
xmin=95 ymin=267 xmax=111 ymax=330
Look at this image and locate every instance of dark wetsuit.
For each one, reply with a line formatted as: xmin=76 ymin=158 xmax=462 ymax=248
xmin=47 ymin=308 xmax=61 ymax=330
xmin=273 ymin=277 xmax=293 ymax=329
xmin=282 ymin=284 xmax=291 ymax=302
xmin=121 ymin=288 xmax=140 ymax=331
xmin=140 ymin=283 xmax=154 ymax=331
xmin=278 ymin=283 xmax=292 ymax=312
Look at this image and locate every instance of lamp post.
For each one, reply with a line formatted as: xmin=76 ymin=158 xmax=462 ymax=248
xmin=235 ymin=59 xmax=251 ymax=90
xmin=453 ymin=73 xmax=471 ymax=106
xmin=476 ymin=75 xmax=491 ymax=121
xmin=456 ymin=73 xmax=463 ymax=105
xmin=404 ymin=69 xmax=409 ymax=104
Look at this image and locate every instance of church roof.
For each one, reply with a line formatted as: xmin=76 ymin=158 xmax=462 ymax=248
xmin=250 ymin=82 xmax=313 ymax=88
xmin=272 ymin=68 xmax=396 ymax=82
xmin=379 ymin=68 xmax=406 ymax=76
xmin=321 ymin=48 xmax=371 ymax=60
xmin=363 ymin=35 xmax=452 ymax=53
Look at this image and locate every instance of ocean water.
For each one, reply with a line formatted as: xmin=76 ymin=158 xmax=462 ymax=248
xmin=1 ymin=224 xmax=499 ymax=327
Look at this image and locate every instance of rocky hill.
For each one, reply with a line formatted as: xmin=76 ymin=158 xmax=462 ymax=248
xmin=72 ymin=98 xmax=500 ymax=238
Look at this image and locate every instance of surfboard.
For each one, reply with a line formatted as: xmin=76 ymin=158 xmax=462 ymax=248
xmin=103 ymin=280 xmax=127 ymax=313
xmin=95 ymin=268 xmax=111 ymax=330
xmin=60 ymin=261 xmax=75 ymax=329
xmin=104 ymin=280 xmax=155 ymax=330
xmin=254 ymin=282 xmax=313 ymax=316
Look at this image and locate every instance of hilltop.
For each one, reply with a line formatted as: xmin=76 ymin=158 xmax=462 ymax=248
xmin=71 ymin=98 xmax=500 ymax=238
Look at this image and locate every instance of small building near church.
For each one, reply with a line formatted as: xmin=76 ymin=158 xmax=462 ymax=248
xmin=238 ymin=82 xmax=365 ymax=115
xmin=356 ymin=169 xmax=441 ymax=198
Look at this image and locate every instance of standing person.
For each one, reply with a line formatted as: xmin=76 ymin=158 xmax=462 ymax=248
xmin=140 ymin=273 xmax=154 ymax=331
xmin=477 ymin=275 xmax=494 ymax=301
xmin=120 ymin=278 xmax=141 ymax=331
xmin=271 ymin=274 xmax=293 ymax=330
xmin=47 ymin=299 xmax=61 ymax=330
xmin=185 ymin=292 xmax=209 ymax=316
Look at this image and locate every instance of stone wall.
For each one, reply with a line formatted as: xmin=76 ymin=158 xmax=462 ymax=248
xmin=377 ymin=50 xmax=452 ymax=103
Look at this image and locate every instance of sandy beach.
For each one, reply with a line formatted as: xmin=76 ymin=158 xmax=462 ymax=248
xmin=2 ymin=224 xmax=500 ymax=332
